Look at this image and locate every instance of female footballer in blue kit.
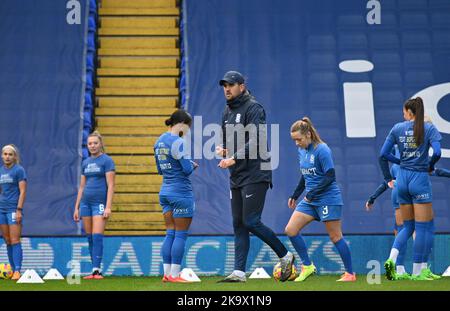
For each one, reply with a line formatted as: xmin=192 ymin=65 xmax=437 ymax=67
xmin=285 ymin=117 xmax=355 ymax=282
xmin=380 ymin=97 xmax=441 ymax=281
xmin=0 ymin=144 xmax=27 ymax=280
xmin=74 ymin=131 xmax=115 ymax=279
xmin=366 ymin=151 xmax=412 ymax=278
xmin=155 ymin=109 xmax=198 ymax=283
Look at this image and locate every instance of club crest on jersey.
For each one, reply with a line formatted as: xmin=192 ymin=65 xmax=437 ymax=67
xmin=235 ymin=113 xmax=241 ymax=123
xmin=310 ymin=154 xmax=315 ymax=164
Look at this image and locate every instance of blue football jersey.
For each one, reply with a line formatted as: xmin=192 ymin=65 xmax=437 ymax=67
xmin=0 ymin=164 xmax=27 ymax=212
xmin=81 ymin=154 xmax=115 ymax=203
xmin=298 ymin=143 xmax=343 ymax=206
xmin=154 ymin=132 xmax=194 ymax=197
xmin=386 ymin=121 xmax=441 ymax=171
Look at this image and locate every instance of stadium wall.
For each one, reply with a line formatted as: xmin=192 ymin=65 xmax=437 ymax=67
xmin=1 ymin=235 xmax=449 ymax=276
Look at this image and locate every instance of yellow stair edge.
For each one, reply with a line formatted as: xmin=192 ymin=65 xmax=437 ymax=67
xmin=97 ymin=96 xmax=177 ymax=108
xmin=99 ymin=28 xmax=179 ymax=36
xmin=98 ymin=68 xmax=179 ymax=76
xmin=97 ymin=116 xmax=168 ymax=127
xmin=100 ymin=37 xmax=177 ymax=49
xmin=116 ymin=174 xmax=162 ymax=184
xmin=115 ymin=185 xmax=161 ymax=193
xmin=96 ymin=107 xmax=176 ymax=116
xmin=99 ymin=48 xmax=179 ymax=56
xmin=97 ymin=127 xmax=168 ymax=135
xmin=96 ymin=88 xmax=179 ymax=96
xmin=101 ymin=0 xmax=177 ymax=9
xmin=99 ymin=8 xmax=179 ymax=16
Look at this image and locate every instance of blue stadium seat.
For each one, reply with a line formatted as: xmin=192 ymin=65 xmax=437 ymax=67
xmin=404 ymin=70 xmax=434 ymax=88
xmin=83 ymin=111 xmax=93 ymax=128
xmin=348 ymin=182 xmax=379 ymax=199
xmin=82 ymin=147 xmax=89 ymax=159
xmin=431 ymin=13 xmax=450 ymax=28
xmin=375 ymin=12 xmax=397 ymax=29
xmin=88 ymin=14 xmax=97 ymax=32
xmin=346 ymin=164 xmax=379 ymax=182
xmin=383 ymin=217 xmax=396 ymax=232
xmin=372 ymin=52 xmax=401 ymax=69
xmin=402 ymin=31 xmax=432 ymax=49
xmin=89 ymin=0 xmax=97 ymax=14
xmin=340 ymin=72 xmax=370 ymax=83
xmin=373 ymin=90 xmax=404 ymax=108
xmin=338 ymin=32 xmax=368 ymax=50
xmin=400 ymin=13 xmax=429 ymax=29
xmin=404 ymin=52 xmax=432 ymax=69
xmin=369 ymin=33 xmax=400 ymax=50
xmin=86 ymin=51 xmax=95 ymax=70
xmin=310 ymin=109 xmax=340 ymax=127
xmin=429 ymin=0 xmax=450 ymax=9
xmin=87 ymin=30 xmax=96 ymax=51
xmin=309 ymin=91 xmax=339 ymax=109
xmin=82 ymin=128 xmax=89 ymax=142
xmin=337 ymin=15 xmax=365 ymax=29
xmin=433 ymin=31 xmax=450 ymax=49
xmin=85 ymin=71 xmax=94 ymax=90
xmin=380 ymin=199 xmax=396 ymax=217
xmin=373 ymin=71 xmax=402 ymax=88
xmin=307 ymin=53 xmax=336 ymax=71
xmin=398 ymin=0 xmax=427 ymax=10
xmin=84 ymin=92 xmax=93 ymax=109
xmin=376 ymin=108 xmax=402 ymax=126
xmin=319 ymin=129 xmax=343 ymax=147
xmin=308 ymin=72 xmax=338 ymax=89
xmin=434 ymin=217 xmax=450 ymax=232
xmin=345 ymin=146 xmax=377 ymax=163
xmin=306 ymin=35 xmax=336 ymax=51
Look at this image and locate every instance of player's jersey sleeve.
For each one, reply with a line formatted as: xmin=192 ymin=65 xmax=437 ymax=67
xmin=173 ymin=138 xmax=194 ymax=176
xmin=104 ymin=156 xmax=115 ymax=173
xmin=317 ymin=145 xmax=335 ymax=173
xmin=17 ymin=166 xmax=27 ymax=182
xmin=81 ymin=159 xmax=87 ymax=176
xmin=386 ymin=123 xmax=400 ymax=144
xmin=428 ymin=124 xmax=442 ymax=144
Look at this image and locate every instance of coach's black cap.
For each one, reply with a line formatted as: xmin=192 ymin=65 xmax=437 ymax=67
xmin=219 ymin=71 xmax=245 ymax=86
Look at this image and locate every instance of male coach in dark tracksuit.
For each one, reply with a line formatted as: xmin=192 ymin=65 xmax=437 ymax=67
xmin=216 ymin=71 xmax=294 ymax=282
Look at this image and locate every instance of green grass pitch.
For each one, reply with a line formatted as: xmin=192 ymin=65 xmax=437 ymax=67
xmin=1 ymin=275 xmax=450 ymax=291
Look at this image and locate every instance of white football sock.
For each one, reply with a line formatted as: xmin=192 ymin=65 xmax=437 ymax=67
xmin=163 ymin=264 xmax=171 ymax=276
xmin=170 ymin=264 xmax=181 ymax=278
xmin=389 ymin=248 xmax=399 ymax=263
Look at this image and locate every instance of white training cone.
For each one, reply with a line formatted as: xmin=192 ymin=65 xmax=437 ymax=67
xmin=43 ymin=268 xmax=64 ymax=280
xmin=17 ymin=269 xmax=45 ymax=283
xmin=249 ymin=267 xmax=271 ymax=279
xmin=442 ymin=266 xmax=450 ymax=277
xmin=180 ymin=268 xmax=201 ymax=282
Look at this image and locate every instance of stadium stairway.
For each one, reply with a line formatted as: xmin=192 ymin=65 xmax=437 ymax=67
xmin=96 ymin=0 xmax=179 ymax=235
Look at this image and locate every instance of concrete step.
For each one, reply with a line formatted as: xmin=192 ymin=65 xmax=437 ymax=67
xmin=97 ymin=116 xmax=168 ymax=127
xmin=97 ymin=68 xmax=179 ymax=76
xmin=114 ymin=193 xmax=159 ymax=204
xmin=112 ymin=203 xmax=161 ymax=212
xmin=116 ymin=174 xmax=162 ymax=184
xmin=96 ymin=107 xmax=176 ymax=116
xmin=99 ymin=37 xmax=177 ymax=49
xmin=101 ymin=0 xmax=177 ymax=8
xmin=97 ymin=96 xmax=177 ymax=108
xmin=98 ymin=48 xmax=179 ymax=56
xmin=96 ymin=88 xmax=178 ymax=96
xmin=101 ymin=17 xmax=177 ymax=28
xmin=115 ymin=184 xmax=161 ymax=193
xmin=99 ymin=57 xmax=178 ymax=69
xmin=103 ymin=136 xmax=157 ymax=147
xmin=99 ymin=27 xmax=179 ymax=36
xmin=99 ymin=7 xmax=179 ymax=16
xmin=97 ymin=126 xmax=168 ymax=135
xmin=98 ymin=77 xmax=177 ymax=88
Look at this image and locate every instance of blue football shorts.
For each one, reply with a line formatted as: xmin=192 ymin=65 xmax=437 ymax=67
xmin=159 ymin=195 xmax=195 ymax=218
xmin=0 ymin=211 xmax=21 ymax=225
xmin=79 ymin=201 xmax=106 ymax=217
xmin=295 ymin=201 xmax=342 ymax=222
xmin=396 ymin=168 xmax=432 ymax=204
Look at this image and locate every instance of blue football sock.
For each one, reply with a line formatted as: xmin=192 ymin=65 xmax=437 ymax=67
xmin=395 ymin=224 xmax=407 ymax=266
xmin=7 ymin=244 xmax=15 ymax=271
xmin=87 ymin=234 xmax=93 ymax=264
xmin=423 ymin=220 xmax=434 ymax=263
xmin=413 ymin=221 xmax=428 ymax=265
xmin=11 ymin=243 xmax=22 ymax=272
xmin=334 ymin=238 xmax=353 ymax=274
xmin=161 ymin=229 xmax=175 ymax=264
xmin=392 ymin=220 xmax=414 ymax=254
xmin=171 ymin=230 xmax=188 ymax=265
xmin=92 ymin=234 xmax=104 ymax=270
xmin=289 ymin=234 xmax=311 ymax=265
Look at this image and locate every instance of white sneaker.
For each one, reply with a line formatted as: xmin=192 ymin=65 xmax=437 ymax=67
xmin=217 ymin=271 xmax=246 ymax=283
